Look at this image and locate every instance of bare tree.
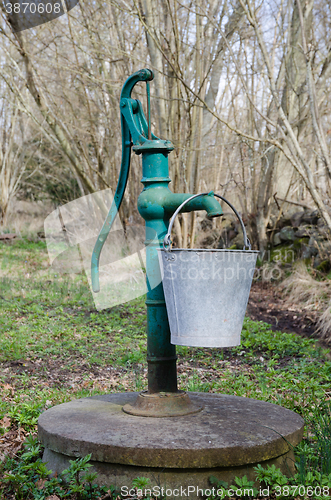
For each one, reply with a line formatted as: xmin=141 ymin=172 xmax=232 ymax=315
xmin=1 ymin=0 xmax=331 ymax=253
xmin=0 ymin=86 xmax=38 ymax=225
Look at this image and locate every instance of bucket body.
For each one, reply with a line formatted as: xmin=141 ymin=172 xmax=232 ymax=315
xmin=158 ymin=248 xmax=258 ymax=347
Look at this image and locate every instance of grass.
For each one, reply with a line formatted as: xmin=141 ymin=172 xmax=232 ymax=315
xmin=0 ymin=237 xmax=331 ymax=499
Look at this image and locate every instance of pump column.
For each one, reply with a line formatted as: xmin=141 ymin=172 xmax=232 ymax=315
xmin=145 ymin=231 xmax=177 ymax=393
xmin=138 ymin=146 xmax=178 ymax=394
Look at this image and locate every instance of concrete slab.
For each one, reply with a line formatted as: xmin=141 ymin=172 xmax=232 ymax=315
xmin=39 ymin=392 xmax=304 ymax=496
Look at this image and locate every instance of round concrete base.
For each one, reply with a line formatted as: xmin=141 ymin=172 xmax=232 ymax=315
xmin=38 ymin=393 xmax=304 ymax=497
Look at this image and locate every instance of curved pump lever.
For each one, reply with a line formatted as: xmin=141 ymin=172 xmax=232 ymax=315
xmin=91 ymin=69 xmax=157 ymax=293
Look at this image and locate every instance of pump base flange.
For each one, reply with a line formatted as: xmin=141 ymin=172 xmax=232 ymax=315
xmin=122 ymin=390 xmax=203 ymax=417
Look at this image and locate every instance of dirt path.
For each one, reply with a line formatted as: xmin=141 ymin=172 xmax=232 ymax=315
xmin=247 ymin=281 xmax=318 ymax=339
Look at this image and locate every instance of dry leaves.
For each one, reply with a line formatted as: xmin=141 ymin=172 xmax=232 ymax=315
xmin=0 ymin=416 xmax=11 ymax=429
xmin=0 ymin=426 xmax=27 ymax=462
xmin=1 ymin=383 xmax=15 ymax=396
xmin=36 ymin=478 xmax=47 ymax=489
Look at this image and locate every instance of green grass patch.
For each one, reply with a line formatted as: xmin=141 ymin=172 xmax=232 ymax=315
xmin=0 ymin=237 xmax=331 ymax=499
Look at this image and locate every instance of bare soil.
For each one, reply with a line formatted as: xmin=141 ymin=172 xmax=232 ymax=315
xmin=247 ymin=280 xmax=322 ymax=342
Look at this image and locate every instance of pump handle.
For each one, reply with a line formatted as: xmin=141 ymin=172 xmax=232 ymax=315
xmin=91 ymin=69 xmax=154 ymax=293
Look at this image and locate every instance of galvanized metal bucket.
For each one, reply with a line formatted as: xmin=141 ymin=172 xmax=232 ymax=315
xmin=157 ymin=193 xmax=259 ymax=348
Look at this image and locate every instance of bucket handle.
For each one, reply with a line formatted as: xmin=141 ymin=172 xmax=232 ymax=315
xmin=163 ymin=192 xmax=252 ymax=251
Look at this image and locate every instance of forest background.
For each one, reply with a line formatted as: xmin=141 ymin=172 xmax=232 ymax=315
xmin=1 ymin=0 xmax=331 ymax=255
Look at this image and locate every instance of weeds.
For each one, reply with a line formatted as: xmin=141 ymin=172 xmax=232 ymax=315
xmin=1 ymin=437 xmax=110 ymax=499
xmin=304 ymin=399 xmax=331 ymax=476
xmin=1 ymin=237 xmax=331 ymax=499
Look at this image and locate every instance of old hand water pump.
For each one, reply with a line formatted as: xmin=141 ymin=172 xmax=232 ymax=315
xmin=91 ymin=69 xmax=223 ymax=416
xmin=39 ymin=70 xmax=303 ymax=485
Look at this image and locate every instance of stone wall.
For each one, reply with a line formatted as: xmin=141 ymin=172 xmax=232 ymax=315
xmin=198 ymin=209 xmax=331 ymax=273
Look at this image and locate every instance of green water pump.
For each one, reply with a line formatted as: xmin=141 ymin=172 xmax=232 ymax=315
xmin=91 ymin=69 xmax=222 ymax=416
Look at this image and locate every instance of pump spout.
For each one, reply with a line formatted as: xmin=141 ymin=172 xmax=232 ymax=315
xmin=138 ymin=189 xmax=223 ymax=222
xmin=183 ymin=192 xmax=223 ymax=218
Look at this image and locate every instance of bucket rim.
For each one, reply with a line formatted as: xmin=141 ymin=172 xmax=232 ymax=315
xmin=157 ymin=248 xmax=259 ymax=254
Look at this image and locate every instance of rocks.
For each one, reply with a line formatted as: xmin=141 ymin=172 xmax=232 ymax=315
xmin=217 ymin=231 xmax=232 ymax=249
xmin=295 ymin=225 xmax=312 ymax=238
xmin=274 ymin=208 xmax=320 ymax=233
xmin=200 ymin=218 xmax=213 ymax=231
xmin=197 ymin=217 xmax=230 ymax=249
xmin=217 ymin=218 xmax=239 ymax=249
xmin=302 ymin=209 xmax=319 ymax=225
xmin=201 ymin=232 xmax=219 ymax=248
xmin=273 ymin=233 xmax=282 ymax=246
xmin=290 ymin=211 xmax=305 ymax=227
xmin=199 ymin=205 xmax=331 ymax=268
xmin=279 ymin=226 xmax=295 ymax=242
xmin=301 ymin=244 xmax=318 ymax=259
xmin=267 ymin=206 xmax=331 ymax=265
xmin=316 ymin=225 xmax=330 ymax=239
xmin=319 ymin=240 xmax=331 ymax=254
xmin=228 ymin=229 xmax=237 ymax=241
xmin=315 ymin=260 xmax=331 ymax=273
xmin=273 ymin=226 xmax=296 ymax=246
xmin=231 ymin=233 xmax=244 ymax=249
